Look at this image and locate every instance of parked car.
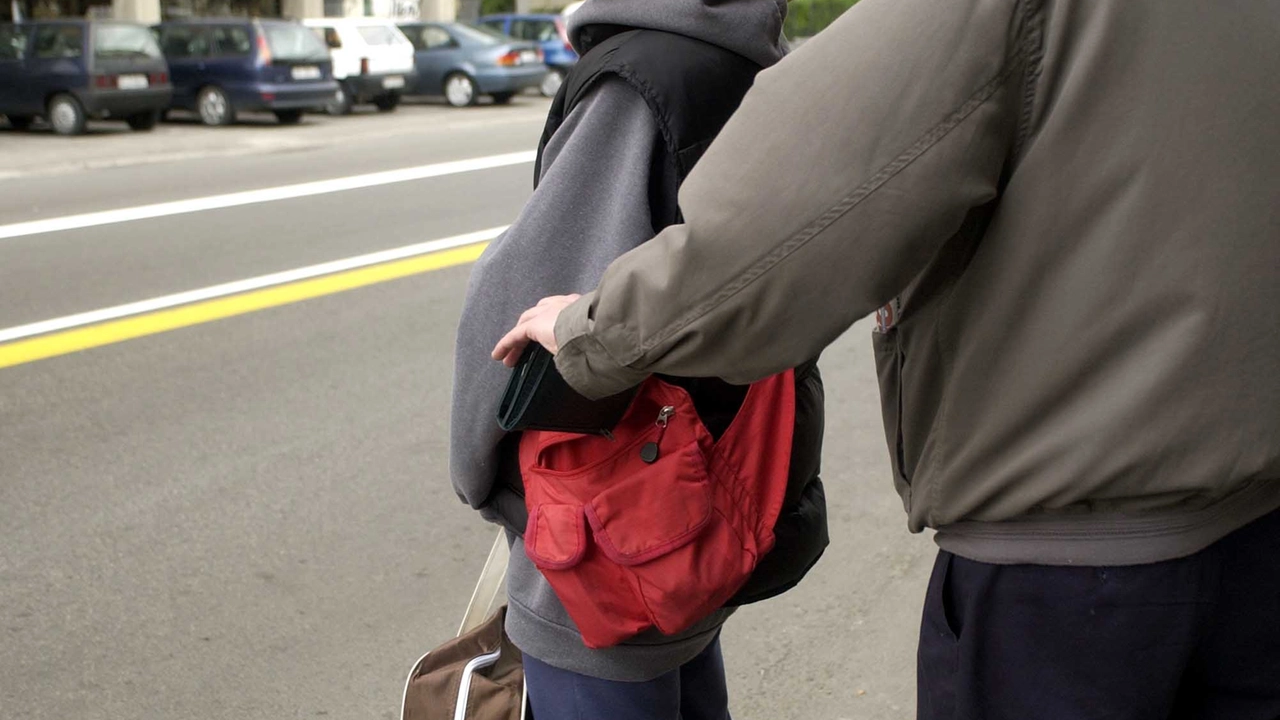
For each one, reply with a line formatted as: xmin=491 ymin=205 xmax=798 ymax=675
xmin=153 ymin=18 xmax=337 ymax=126
xmin=0 ymin=20 xmax=171 ymax=136
xmin=475 ymin=13 xmax=576 ymax=97
xmin=302 ymin=18 xmax=415 ymax=116
xmin=397 ymin=22 xmax=544 ymax=107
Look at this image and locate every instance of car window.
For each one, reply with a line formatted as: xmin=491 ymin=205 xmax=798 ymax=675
xmin=451 ymin=24 xmax=502 ymax=45
xmin=510 ymin=19 xmax=555 ymax=42
xmin=209 ymin=25 xmax=252 ymax=56
xmin=263 ymin=23 xmax=329 ymax=62
xmin=313 ymin=26 xmax=341 ymax=49
xmin=160 ymin=25 xmax=210 ymax=58
xmin=0 ymin=25 xmax=28 ymax=61
xmin=355 ymin=24 xmax=401 ymax=46
xmin=94 ymin=24 xmax=163 ymax=60
xmin=398 ymin=25 xmax=422 ymax=51
xmin=477 ymin=19 xmax=506 ymax=34
xmin=412 ymin=25 xmax=452 ymax=51
xmin=34 ymin=25 xmax=84 ymax=60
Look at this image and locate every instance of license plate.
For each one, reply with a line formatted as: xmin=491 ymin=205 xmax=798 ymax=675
xmin=519 ymin=50 xmax=537 ymax=64
xmin=117 ymin=74 xmax=148 ymax=90
xmin=382 ymin=75 xmax=405 ymax=89
xmin=291 ymin=65 xmax=321 ymax=81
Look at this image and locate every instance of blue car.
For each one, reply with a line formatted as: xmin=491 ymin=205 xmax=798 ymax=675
xmin=154 ymin=19 xmax=337 ymax=126
xmin=398 ymin=22 xmax=546 ymax=107
xmin=475 ymin=13 xmax=577 ymax=97
xmin=0 ymin=20 xmax=172 ymax=136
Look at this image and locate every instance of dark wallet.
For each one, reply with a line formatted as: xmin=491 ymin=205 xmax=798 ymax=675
xmin=496 ymin=344 xmax=639 ymax=436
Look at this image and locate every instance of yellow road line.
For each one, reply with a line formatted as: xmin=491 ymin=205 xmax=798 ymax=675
xmin=0 ymin=242 xmax=488 ymax=370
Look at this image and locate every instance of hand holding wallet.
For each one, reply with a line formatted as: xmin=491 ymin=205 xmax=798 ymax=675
xmin=496 ymin=344 xmax=640 ymax=436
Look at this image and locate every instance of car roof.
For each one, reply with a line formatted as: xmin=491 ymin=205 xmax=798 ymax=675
xmin=156 ymin=17 xmax=291 ymax=25
xmin=302 ymin=17 xmax=400 ymax=26
xmin=478 ymin=13 xmax=562 ymax=20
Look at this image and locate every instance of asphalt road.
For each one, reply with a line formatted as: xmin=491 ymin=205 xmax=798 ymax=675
xmin=0 ymin=98 xmax=935 ymax=720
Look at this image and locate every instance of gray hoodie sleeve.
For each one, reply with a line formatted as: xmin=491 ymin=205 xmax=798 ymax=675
xmin=449 ymin=78 xmax=663 ymax=515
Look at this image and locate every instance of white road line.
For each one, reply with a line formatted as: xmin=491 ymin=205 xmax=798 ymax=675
xmin=0 ymin=151 xmax=535 ymax=241
xmin=0 ymin=226 xmax=506 ymax=344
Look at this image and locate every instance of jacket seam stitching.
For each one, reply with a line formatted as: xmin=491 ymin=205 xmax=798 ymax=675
xmin=1012 ymin=0 xmax=1046 ymax=162
xmin=622 ymin=24 xmax=1031 ymax=366
xmin=923 ymin=0 xmax=1041 ymax=527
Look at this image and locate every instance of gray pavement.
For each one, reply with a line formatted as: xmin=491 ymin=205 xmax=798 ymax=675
xmin=0 ymin=97 xmax=934 ymax=719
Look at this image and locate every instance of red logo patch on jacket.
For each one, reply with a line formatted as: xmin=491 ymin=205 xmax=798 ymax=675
xmin=519 ymin=371 xmax=796 ymax=648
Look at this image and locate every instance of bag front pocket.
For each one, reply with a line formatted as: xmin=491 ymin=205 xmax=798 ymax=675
xmin=584 ymin=441 xmax=713 ymax=566
xmin=523 ymin=503 xmax=587 ymax=570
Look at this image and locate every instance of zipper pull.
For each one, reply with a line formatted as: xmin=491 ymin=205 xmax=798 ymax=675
xmin=640 ymin=406 xmax=675 ymax=464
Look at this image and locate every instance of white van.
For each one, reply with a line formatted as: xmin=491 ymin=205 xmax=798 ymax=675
xmin=303 ymin=18 xmax=416 ymax=115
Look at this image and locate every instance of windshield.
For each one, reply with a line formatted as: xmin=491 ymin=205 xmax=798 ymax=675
xmin=263 ymin=23 xmax=329 ymax=62
xmin=452 ymin=23 xmax=504 ymax=45
xmin=356 ymin=25 xmax=405 ymax=46
xmin=94 ymin=24 xmax=162 ymax=60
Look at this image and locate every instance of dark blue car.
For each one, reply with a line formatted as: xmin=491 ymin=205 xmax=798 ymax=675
xmin=154 ymin=19 xmax=337 ymax=126
xmin=0 ymin=20 xmax=172 ymax=136
xmin=475 ymin=13 xmax=577 ymax=97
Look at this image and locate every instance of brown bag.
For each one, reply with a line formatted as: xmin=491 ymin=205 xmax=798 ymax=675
xmin=401 ymin=531 xmax=527 ymax=720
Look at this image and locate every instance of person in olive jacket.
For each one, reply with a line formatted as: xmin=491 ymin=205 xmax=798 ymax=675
xmin=493 ymin=0 xmax=1280 ymax=717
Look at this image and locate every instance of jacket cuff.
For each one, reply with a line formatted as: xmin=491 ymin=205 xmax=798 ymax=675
xmin=479 ymin=487 xmax=529 ymax=537
xmin=554 ymin=292 xmax=648 ymax=399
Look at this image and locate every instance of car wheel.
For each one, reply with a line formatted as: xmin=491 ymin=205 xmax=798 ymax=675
xmin=274 ymin=109 xmax=304 ymax=125
xmin=5 ymin=115 xmax=34 ymax=130
xmin=326 ymin=82 xmax=354 ymax=116
xmin=540 ymin=68 xmax=564 ymax=98
xmin=443 ymin=73 xmax=478 ymax=108
xmin=374 ymin=92 xmax=400 ymax=112
xmin=47 ymin=94 xmax=87 ymax=136
xmin=197 ymin=86 xmax=235 ymax=126
xmin=491 ymin=92 xmax=515 ymax=105
xmin=126 ymin=110 xmax=159 ymax=131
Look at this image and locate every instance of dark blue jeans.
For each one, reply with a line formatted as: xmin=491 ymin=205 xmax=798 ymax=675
xmin=918 ymin=508 xmax=1280 ymax=720
xmin=523 ymin=634 xmax=731 ymax=720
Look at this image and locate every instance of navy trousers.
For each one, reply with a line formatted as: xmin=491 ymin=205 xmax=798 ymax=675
xmin=918 ymin=508 xmax=1280 ymax=720
xmin=523 ymin=634 xmax=731 ymax=720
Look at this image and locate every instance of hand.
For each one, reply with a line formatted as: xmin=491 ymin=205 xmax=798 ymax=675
xmin=492 ymin=294 xmax=581 ymax=368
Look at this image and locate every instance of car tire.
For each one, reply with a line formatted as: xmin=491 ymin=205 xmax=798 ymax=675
xmin=491 ymin=92 xmax=515 ymax=105
xmin=274 ymin=109 xmax=304 ymax=125
xmin=5 ymin=115 xmax=34 ymax=130
xmin=127 ymin=110 xmax=160 ymax=131
xmin=197 ymin=86 xmax=235 ymax=126
xmin=326 ymin=81 xmax=355 ymax=116
xmin=374 ymin=92 xmax=400 ymax=112
xmin=443 ymin=72 xmax=478 ymax=108
xmin=540 ymin=68 xmax=564 ymax=98
xmin=47 ymin=94 xmax=87 ymax=136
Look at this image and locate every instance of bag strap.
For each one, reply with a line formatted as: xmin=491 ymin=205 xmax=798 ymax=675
xmin=457 ymin=529 xmax=510 ymax=637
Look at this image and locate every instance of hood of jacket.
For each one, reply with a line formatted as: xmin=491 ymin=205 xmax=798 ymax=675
xmin=567 ymin=0 xmax=788 ymax=68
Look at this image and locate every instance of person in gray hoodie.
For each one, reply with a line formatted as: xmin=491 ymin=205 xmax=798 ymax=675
xmin=449 ymin=0 xmax=828 ymax=717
